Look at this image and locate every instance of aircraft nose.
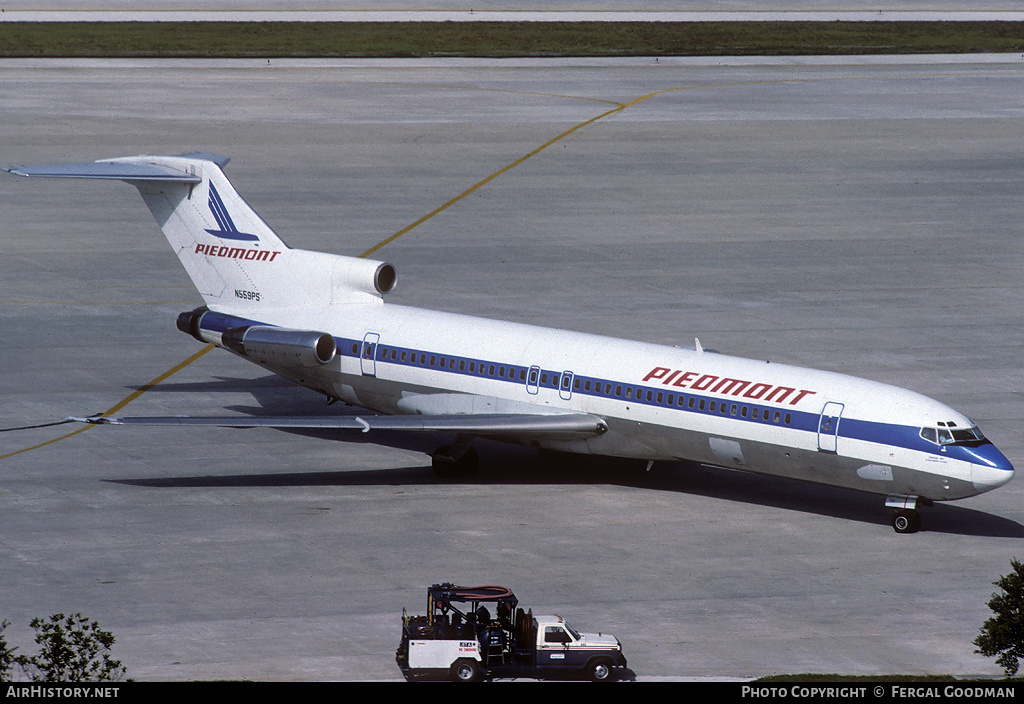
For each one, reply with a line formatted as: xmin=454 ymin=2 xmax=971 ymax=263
xmin=969 ymin=443 xmax=1015 ymax=492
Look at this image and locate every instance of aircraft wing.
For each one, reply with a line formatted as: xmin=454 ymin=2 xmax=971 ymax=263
xmin=70 ymin=412 xmax=608 ymax=438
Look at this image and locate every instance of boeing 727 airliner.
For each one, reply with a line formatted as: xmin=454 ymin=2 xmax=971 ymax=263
xmin=5 ymin=153 xmax=1014 ymax=533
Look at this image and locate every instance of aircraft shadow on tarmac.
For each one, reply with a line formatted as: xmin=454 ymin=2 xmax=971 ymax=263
xmin=116 ymin=375 xmax=1024 ymax=539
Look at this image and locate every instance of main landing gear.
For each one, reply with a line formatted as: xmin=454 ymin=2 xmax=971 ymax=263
xmin=431 ymin=441 xmax=479 ymax=478
xmin=886 ymin=495 xmax=930 ymax=534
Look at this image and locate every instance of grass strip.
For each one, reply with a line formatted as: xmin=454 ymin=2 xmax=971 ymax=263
xmin=0 ymin=21 xmax=1023 ymax=58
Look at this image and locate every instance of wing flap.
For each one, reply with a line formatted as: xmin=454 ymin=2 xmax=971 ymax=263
xmin=71 ymin=412 xmax=608 ymax=438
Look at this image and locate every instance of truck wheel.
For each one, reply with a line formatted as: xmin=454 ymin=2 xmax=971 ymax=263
xmin=586 ymin=658 xmax=614 ymax=682
xmin=450 ymin=659 xmax=482 ymax=682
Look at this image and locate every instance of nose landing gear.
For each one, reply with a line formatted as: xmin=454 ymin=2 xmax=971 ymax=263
xmin=886 ymin=495 xmax=930 ymax=534
xmin=892 ymin=509 xmax=921 ymax=534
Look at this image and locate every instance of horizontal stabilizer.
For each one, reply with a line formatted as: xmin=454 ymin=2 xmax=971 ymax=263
xmin=6 ymin=153 xmax=394 ymax=309
xmin=70 ymin=412 xmax=609 ymax=438
xmin=4 ymin=161 xmax=202 ymax=183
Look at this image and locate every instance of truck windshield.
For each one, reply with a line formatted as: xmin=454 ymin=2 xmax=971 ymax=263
xmin=919 ymin=424 xmax=987 ymax=447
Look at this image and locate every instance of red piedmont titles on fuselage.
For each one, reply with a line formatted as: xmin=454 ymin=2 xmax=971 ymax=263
xmin=195 ymin=243 xmax=280 ymax=261
xmin=642 ymin=367 xmax=816 ymax=406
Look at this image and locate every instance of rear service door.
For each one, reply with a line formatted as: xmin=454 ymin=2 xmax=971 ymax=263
xmin=817 ymin=401 xmax=844 ymax=453
xmin=360 ymin=333 xmax=380 ymax=377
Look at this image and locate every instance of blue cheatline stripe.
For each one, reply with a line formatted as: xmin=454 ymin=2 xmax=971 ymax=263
xmin=198 ymin=311 xmax=261 ymax=333
xmin=336 ymin=335 xmax=827 ymax=438
xmin=197 ymin=310 xmax=957 ymax=461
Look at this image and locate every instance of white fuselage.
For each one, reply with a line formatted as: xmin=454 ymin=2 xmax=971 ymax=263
xmin=8 ymin=153 xmax=1011 ymax=511
xmin=201 ymin=300 xmax=1014 ymax=504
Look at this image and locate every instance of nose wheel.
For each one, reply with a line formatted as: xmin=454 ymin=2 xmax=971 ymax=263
xmin=887 ymin=495 xmax=927 ymax=534
xmin=892 ymin=509 xmax=921 ymax=534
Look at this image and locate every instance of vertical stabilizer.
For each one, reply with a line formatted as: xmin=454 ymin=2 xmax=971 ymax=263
xmin=104 ymin=154 xmax=291 ymax=306
xmin=5 ymin=154 xmax=397 ymax=314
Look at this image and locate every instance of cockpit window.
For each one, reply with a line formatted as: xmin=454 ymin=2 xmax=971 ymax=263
xmin=950 ymin=427 xmax=986 ymax=444
xmin=920 ymin=424 xmax=987 ymax=447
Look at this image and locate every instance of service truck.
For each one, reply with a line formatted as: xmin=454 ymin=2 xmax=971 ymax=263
xmin=396 ymin=583 xmax=627 ymax=682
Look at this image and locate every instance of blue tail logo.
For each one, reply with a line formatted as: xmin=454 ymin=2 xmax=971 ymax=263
xmin=205 ymin=183 xmax=259 ymax=242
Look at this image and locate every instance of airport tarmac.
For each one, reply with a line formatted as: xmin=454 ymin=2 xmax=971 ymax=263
xmin=1 ymin=55 xmax=1023 ymax=682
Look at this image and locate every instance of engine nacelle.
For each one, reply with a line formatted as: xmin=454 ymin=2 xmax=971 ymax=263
xmin=177 ymin=306 xmax=252 ymax=343
xmin=285 ymin=250 xmax=398 ymax=303
xmin=176 ymin=306 xmax=207 ymax=341
xmin=356 ymin=259 xmax=397 ymax=296
xmin=221 ymin=325 xmax=336 ymax=367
